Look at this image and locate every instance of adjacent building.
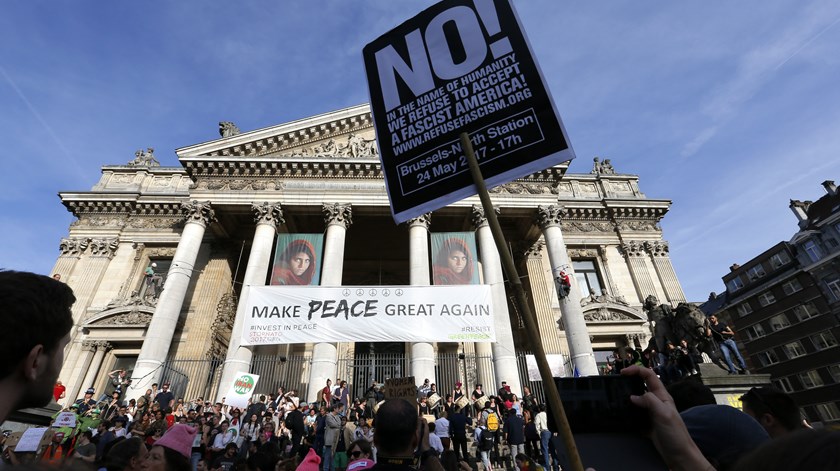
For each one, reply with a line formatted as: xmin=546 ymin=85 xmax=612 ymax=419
xmin=704 ymin=180 xmax=840 ymax=426
xmin=53 ymin=104 xmax=687 ymax=404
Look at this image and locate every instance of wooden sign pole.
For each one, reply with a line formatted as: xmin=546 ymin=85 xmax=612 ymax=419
xmin=459 ymin=133 xmax=584 ymax=471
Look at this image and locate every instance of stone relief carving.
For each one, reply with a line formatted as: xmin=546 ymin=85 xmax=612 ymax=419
xmin=583 ymin=308 xmax=635 ymax=322
xmin=323 ymin=203 xmax=353 ymax=228
xmin=71 ymin=215 xmax=128 ymax=229
xmin=193 ymin=179 xmax=278 ymax=191
xmin=219 ymin=121 xmax=241 ymax=137
xmin=591 ymin=157 xmax=616 ymax=175
xmin=106 ymin=289 xmax=157 ymax=310
xmin=181 ymin=200 xmax=216 ymax=226
xmin=252 ymin=202 xmax=285 ymax=228
xmin=488 ymin=182 xmax=556 ymax=195
xmin=305 ymin=133 xmax=378 ymax=158
xmin=580 ymin=288 xmax=630 ymax=307
xmin=127 ymin=148 xmax=160 ymax=167
xmin=147 ymin=247 xmax=177 ymax=258
xmin=567 ymin=248 xmax=598 ymax=259
xmin=536 ymin=205 xmax=566 ymax=229
xmin=471 ymin=204 xmax=500 ymax=228
xmin=97 ymin=310 xmax=153 ymax=326
xmin=560 ymin=221 xmax=614 ymax=233
xmin=126 ymin=216 xmax=184 ymax=230
xmin=616 ymin=220 xmax=660 ymax=232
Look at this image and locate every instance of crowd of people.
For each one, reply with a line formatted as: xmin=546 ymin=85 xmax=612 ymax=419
xmin=2 ymin=269 xmax=840 ymax=471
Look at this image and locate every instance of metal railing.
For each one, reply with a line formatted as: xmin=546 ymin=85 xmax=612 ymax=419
xmin=159 ymin=351 xmax=572 ymax=405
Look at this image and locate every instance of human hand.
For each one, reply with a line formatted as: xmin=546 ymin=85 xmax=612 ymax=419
xmin=621 ymin=366 xmax=713 ymax=471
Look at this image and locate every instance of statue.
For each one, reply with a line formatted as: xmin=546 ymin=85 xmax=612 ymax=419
xmin=219 ymin=121 xmax=241 ymax=137
xmin=643 ymin=295 xmax=720 ymax=367
xmin=591 ymin=157 xmax=602 ymax=174
xmin=601 ymin=159 xmax=616 ymax=175
xmin=127 ymin=148 xmax=160 ymax=167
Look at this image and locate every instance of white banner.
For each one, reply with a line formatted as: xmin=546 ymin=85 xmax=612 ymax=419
xmin=525 ymin=354 xmax=567 ymax=380
xmin=241 ymin=285 xmax=495 ymax=345
xmin=223 ymin=372 xmax=260 ymax=410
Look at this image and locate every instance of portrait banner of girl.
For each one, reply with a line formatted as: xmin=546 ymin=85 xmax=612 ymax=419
xmin=431 ymin=232 xmax=479 ymax=285
xmin=270 ymin=234 xmax=324 ymax=286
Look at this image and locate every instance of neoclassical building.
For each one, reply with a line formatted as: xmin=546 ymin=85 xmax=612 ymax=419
xmin=54 ymin=104 xmax=686 ymax=404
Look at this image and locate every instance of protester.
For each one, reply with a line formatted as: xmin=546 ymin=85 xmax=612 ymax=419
xmin=739 ymin=387 xmax=804 ymax=438
xmin=104 ymin=436 xmax=147 ymax=471
xmin=0 ymin=270 xmax=75 ymax=424
xmin=371 ymin=399 xmax=441 ymax=471
xmin=143 ymin=423 xmax=195 ymax=471
xmin=732 ymin=428 xmax=840 ymax=470
xmin=448 ymin=406 xmax=471 ymax=462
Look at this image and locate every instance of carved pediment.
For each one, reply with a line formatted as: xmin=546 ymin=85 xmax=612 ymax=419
xmin=582 ymin=304 xmax=645 ymax=323
xmin=84 ymin=305 xmax=155 ymax=327
xmin=177 ymin=104 xmax=377 ymax=160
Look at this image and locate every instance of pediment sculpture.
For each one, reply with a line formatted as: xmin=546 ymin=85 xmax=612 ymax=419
xmin=290 ymin=133 xmax=378 ymax=158
xmin=127 ymin=148 xmax=160 ymax=167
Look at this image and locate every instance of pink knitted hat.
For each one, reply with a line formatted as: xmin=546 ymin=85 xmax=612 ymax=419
xmin=295 ymin=448 xmax=322 ymax=471
xmin=154 ymin=424 xmax=197 ymax=458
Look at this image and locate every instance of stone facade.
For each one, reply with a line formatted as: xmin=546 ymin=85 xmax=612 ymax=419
xmin=53 ymin=104 xmax=685 ymax=403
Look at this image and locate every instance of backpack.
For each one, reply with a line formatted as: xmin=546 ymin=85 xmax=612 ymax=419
xmin=479 ymin=429 xmax=495 ymax=451
xmin=486 ymin=411 xmax=500 ymax=432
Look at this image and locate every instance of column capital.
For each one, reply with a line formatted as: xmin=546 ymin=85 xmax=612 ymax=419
xmin=524 ymin=240 xmax=545 ymax=258
xmin=181 ymin=200 xmax=216 ymax=227
xmin=617 ymin=240 xmax=646 ymax=258
xmin=85 ymin=340 xmax=112 ymax=351
xmin=89 ymin=238 xmax=120 ymax=258
xmin=470 ymin=205 xmax=499 ymax=229
xmin=407 ymin=213 xmax=431 ymax=230
xmin=252 ymin=202 xmax=285 ymax=229
xmin=536 ymin=205 xmax=567 ymax=230
xmin=323 ymin=203 xmax=352 ymax=229
xmin=647 ymin=240 xmax=669 ymax=258
xmin=59 ymin=238 xmax=84 ymax=257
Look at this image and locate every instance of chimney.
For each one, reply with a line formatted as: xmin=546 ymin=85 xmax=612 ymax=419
xmin=729 ymin=264 xmax=740 ymax=272
xmin=789 ymin=199 xmax=811 ymax=222
xmin=822 ymin=180 xmax=838 ymax=196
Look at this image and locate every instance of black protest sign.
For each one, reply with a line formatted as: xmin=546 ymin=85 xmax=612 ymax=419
xmin=363 ymin=0 xmax=575 ymax=223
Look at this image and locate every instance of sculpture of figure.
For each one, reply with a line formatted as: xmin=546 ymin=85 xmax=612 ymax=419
xmin=601 ymin=159 xmax=616 ymax=175
xmin=644 ymin=295 xmax=720 ymax=369
xmin=219 ymin=121 xmax=241 ymax=137
xmin=127 ymin=148 xmax=160 ymax=167
xmin=591 ymin=157 xmax=602 ymax=174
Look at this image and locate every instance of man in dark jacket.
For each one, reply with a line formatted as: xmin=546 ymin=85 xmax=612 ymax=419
xmin=448 ymin=406 xmax=472 ymax=462
xmin=285 ymin=401 xmax=306 ymax=457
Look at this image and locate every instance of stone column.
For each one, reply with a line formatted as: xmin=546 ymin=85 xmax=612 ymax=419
xmin=647 ymin=241 xmax=687 ymax=303
xmin=618 ymin=240 xmax=660 ymax=304
xmin=536 ymin=205 xmax=598 ymax=376
xmin=408 ymin=213 xmax=436 ymax=384
xmin=306 ymin=203 xmax=352 ymax=403
xmin=69 ymin=238 xmax=119 ymax=325
xmin=523 ymin=241 xmax=563 ymax=354
xmin=129 ymin=201 xmax=215 ymax=397
xmin=78 ymin=341 xmax=111 ymax=398
xmin=472 ymin=205 xmax=520 ymax=395
xmin=218 ymin=203 xmax=284 ymax=400
xmin=66 ymin=341 xmax=96 ymax=401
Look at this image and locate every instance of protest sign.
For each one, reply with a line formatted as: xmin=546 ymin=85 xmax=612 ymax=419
xmin=53 ymin=412 xmax=77 ymax=428
xmin=241 ymin=285 xmax=494 ymax=345
xmin=223 ymin=372 xmax=260 ymax=410
xmin=363 ymin=0 xmax=575 ymax=223
xmin=385 ymin=376 xmax=418 ymax=404
xmin=525 ymin=354 xmax=567 ymax=381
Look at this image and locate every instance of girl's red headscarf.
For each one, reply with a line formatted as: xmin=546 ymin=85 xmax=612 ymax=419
xmin=432 ymin=237 xmax=474 ymax=285
xmin=271 ymin=239 xmax=317 ymax=285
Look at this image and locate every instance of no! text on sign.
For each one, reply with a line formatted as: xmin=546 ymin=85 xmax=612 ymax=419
xmin=363 ymin=0 xmax=575 ymax=223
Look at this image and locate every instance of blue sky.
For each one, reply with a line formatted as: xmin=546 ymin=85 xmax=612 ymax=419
xmin=2 ymin=1 xmax=839 ymax=301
